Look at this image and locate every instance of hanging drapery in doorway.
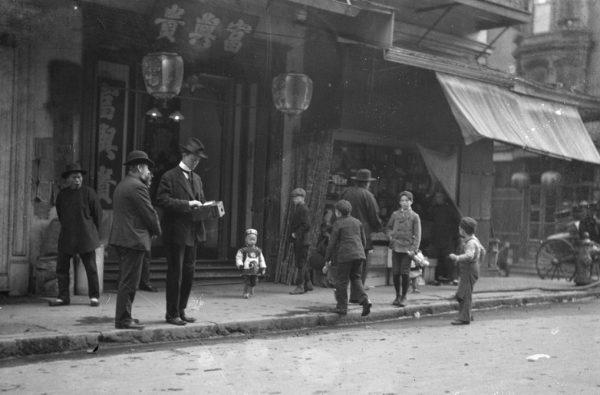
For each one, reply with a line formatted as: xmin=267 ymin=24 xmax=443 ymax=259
xmin=417 ymin=144 xmax=459 ymax=204
xmin=274 ymin=130 xmax=334 ymax=284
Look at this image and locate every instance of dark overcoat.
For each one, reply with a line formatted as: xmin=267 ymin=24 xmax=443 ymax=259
xmin=109 ymin=174 xmax=161 ymax=251
xmin=56 ymin=185 xmax=102 ymax=255
xmin=290 ymin=202 xmax=312 ymax=246
xmin=340 ymin=186 xmax=382 ymax=249
xmin=156 ymin=166 xmax=206 ymax=246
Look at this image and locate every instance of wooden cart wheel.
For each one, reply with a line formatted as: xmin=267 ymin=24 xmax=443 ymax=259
xmin=535 ymin=239 xmax=577 ymax=281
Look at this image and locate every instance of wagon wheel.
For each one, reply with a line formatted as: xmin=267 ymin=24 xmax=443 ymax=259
xmin=535 ymin=239 xmax=577 ymax=281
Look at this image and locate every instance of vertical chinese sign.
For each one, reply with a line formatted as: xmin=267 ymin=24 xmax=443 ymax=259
xmin=149 ymin=0 xmax=259 ymax=62
xmin=96 ymin=79 xmax=126 ymax=209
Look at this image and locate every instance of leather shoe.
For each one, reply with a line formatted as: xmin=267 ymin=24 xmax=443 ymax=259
xmin=165 ymin=316 xmax=187 ymax=326
xmin=115 ymin=322 xmax=145 ymax=330
xmin=361 ymin=299 xmax=372 ymax=317
xmin=49 ymin=299 xmax=69 ymax=307
xmin=180 ymin=315 xmax=196 ymax=323
xmin=139 ymin=284 xmax=159 ymax=292
xmin=289 ymin=286 xmax=305 ymax=295
xmin=392 ymin=296 xmax=401 ymax=306
xmin=331 ymin=307 xmax=347 ymax=315
xmin=305 ymin=281 xmax=314 ymax=292
xmin=451 ymin=320 xmax=470 ymax=325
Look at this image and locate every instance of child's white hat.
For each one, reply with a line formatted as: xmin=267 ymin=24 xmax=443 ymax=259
xmin=246 ymin=229 xmax=258 ymax=236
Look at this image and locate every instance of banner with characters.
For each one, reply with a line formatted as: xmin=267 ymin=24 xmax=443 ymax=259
xmin=149 ymin=0 xmax=259 ymax=62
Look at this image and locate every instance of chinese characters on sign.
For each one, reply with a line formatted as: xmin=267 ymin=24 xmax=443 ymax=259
xmin=151 ymin=1 xmax=258 ymax=61
xmin=96 ymin=79 xmax=126 ymax=209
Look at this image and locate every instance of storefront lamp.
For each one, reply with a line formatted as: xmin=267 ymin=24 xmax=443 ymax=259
xmin=169 ymin=111 xmax=185 ymax=122
xmin=142 ymin=52 xmax=184 ymax=102
xmin=541 ymin=171 xmax=562 ymax=188
xmin=510 ymin=172 xmax=530 ymax=190
xmin=146 ymin=107 xmax=162 ymax=118
xmin=272 ymin=73 xmax=313 ymax=116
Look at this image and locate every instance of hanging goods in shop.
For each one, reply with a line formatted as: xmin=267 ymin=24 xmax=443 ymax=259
xmin=272 ymin=73 xmax=313 ymax=115
xmin=142 ymin=52 xmax=184 ymax=102
xmin=510 ymin=172 xmax=530 ymax=190
xmin=541 ymin=171 xmax=561 ymax=188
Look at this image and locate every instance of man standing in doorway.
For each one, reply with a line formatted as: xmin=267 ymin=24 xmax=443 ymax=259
xmin=289 ymin=188 xmax=313 ymax=295
xmin=110 ymin=151 xmax=162 ymax=330
xmin=156 ymin=138 xmax=208 ymax=326
xmin=49 ymin=163 xmax=102 ymax=307
xmin=428 ymin=191 xmax=461 ymax=285
xmin=340 ymin=169 xmax=382 ymax=291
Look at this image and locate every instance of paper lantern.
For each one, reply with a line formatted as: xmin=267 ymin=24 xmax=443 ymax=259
xmin=541 ymin=171 xmax=562 ymax=187
xmin=510 ymin=172 xmax=530 ymax=189
xmin=272 ymin=73 xmax=313 ymax=115
xmin=142 ymin=52 xmax=184 ymax=101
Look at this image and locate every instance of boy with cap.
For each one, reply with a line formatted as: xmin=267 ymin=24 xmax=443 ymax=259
xmin=448 ymin=217 xmax=485 ymax=325
xmin=236 ymin=229 xmax=267 ymax=298
xmin=289 ymin=187 xmax=313 ymax=295
xmin=324 ymin=199 xmax=372 ymax=316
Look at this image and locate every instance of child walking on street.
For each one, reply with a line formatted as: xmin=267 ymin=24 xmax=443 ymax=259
xmin=324 ymin=200 xmax=372 ymax=316
xmin=448 ymin=217 xmax=485 ymax=325
xmin=236 ymin=229 xmax=266 ymax=299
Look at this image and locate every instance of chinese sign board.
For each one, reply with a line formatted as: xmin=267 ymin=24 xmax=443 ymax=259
xmin=150 ymin=0 xmax=259 ymax=62
xmin=96 ymin=79 xmax=126 ymax=209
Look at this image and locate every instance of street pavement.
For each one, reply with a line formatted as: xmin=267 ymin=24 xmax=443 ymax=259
xmin=1 ymin=270 xmax=599 ymax=360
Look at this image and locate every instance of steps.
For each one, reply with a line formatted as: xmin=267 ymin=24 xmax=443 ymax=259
xmin=103 ymin=258 xmax=242 ymax=291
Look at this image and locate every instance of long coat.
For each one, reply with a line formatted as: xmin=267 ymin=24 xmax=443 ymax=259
xmin=109 ymin=174 xmax=161 ymax=251
xmin=290 ymin=202 xmax=311 ymax=247
xmin=56 ymin=185 xmax=102 ymax=255
xmin=156 ymin=166 xmax=206 ymax=246
xmin=340 ymin=186 xmax=382 ymax=249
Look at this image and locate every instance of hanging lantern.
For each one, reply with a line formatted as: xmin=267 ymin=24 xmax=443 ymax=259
xmin=510 ymin=172 xmax=530 ymax=190
xmin=272 ymin=73 xmax=313 ymax=116
xmin=541 ymin=170 xmax=562 ymax=188
xmin=142 ymin=52 xmax=184 ymax=101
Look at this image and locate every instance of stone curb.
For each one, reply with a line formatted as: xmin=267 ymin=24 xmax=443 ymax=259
xmin=2 ymin=289 xmax=599 ymax=360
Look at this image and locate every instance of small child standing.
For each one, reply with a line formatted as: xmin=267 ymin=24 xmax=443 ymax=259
xmin=236 ymin=229 xmax=266 ymax=299
xmin=407 ymin=250 xmax=429 ymax=293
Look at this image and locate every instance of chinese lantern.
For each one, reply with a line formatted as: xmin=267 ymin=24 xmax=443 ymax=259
xmin=272 ymin=73 xmax=313 ymax=115
xmin=142 ymin=52 xmax=184 ymax=101
xmin=541 ymin=171 xmax=562 ymax=187
xmin=510 ymin=172 xmax=530 ymax=190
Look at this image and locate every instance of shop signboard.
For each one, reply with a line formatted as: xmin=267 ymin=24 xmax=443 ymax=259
xmin=96 ymin=78 xmax=126 ymax=209
xmin=149 ymin=0 xmax=259 ymax=62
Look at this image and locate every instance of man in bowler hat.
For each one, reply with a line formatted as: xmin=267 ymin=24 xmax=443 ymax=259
xmin=156 ymin=138 xmax=208 ymax=326
xmin=49 ymin=163 xmax=102 ymax=307
xmin=110 ymin=151 xmax=161 ymax=329
xmin=340 ymin=169 xmax=382 ymax=292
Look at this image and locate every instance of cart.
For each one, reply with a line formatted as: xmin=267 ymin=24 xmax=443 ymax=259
xmin=535 ymin=204 xmax=600 ymax=282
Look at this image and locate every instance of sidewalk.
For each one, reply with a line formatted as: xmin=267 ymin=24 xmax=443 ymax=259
xmin=1 ymin=273 xmax=599 ymax=359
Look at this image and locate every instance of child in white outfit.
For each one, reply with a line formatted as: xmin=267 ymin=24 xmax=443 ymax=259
xmin=235 ymin=229 xmax=267 ymax=298
xmin=408 ymin=250 xmax=429 ymax=293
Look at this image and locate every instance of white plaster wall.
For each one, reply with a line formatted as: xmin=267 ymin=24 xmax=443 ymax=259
xmin=484 ymin=26 xmax=520 ymax=75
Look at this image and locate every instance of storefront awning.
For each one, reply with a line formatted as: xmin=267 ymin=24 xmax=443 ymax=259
xmin=436 ymin=73 xmax=600 ymax=165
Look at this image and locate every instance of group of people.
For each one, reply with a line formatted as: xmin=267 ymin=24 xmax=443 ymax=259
xmin=49 ymin=138 xmax=211 ymax=330
xmin=284 ymin=168 xmax=485 ymax=325
xmin=49 ymin=148 xmax=484 ymax=328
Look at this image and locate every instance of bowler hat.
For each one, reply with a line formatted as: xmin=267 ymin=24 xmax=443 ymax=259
xmin=180 ymin=138 xmax=208 ymax=159
xmin=123 ymin=150 xmax=155 ymax=167
xmin=61 ymin=163 xmax=87 ymax=179
xmin=351 ymin=169 xmax=376 ymax=182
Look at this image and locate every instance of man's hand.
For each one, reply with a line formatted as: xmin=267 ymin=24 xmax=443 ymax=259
xmin=449 ymin=253 xmax=458 ymax=262
xmin=189 ymin=200 xmax=203 ymax=208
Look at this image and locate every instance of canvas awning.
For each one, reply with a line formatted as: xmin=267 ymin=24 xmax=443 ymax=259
xmin=436 ymin=72 xmax=600 ymax=165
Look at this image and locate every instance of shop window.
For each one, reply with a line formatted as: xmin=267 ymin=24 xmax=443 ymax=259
xmin=533 ymin=0 xmax=552 ymax=34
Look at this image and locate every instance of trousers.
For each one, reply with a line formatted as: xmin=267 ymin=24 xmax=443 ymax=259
xmin=165 ymin=242 xmax=197 ymax=319
xmin=56 ymin=250 xmax=99 ymax=302
xmin=335 ymin=259 xmax=368 ymax=310
xmin=114 ymin=246 xmax=145 ymax=325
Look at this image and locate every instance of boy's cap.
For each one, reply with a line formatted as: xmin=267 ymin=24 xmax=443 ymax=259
xmin=460 ymin=217 xmax=477 ymax=233
xmin=291 ymin=188 xmax=306 ymax=197
xmin=335 ymin=199 xmax=352 ymax=216
xmin=246 ymin=229 xmax=258 ymax=236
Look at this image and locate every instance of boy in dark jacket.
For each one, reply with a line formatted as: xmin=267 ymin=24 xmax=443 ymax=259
xmin=324 ymin=200 xmax=372 ymax=316
xmin=289 ymin=188 xmax=313 ymax=294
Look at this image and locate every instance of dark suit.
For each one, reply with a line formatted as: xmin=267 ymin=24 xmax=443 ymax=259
xmin=290 ymin=202 xmax=312 ymax=288
xmin=55 ymin=185 xmax=102 ymax=302
xmin=156 ymin=165 xmax=206 ymax=319
xmin=109 ymin=174 xmax=161 ymax=326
